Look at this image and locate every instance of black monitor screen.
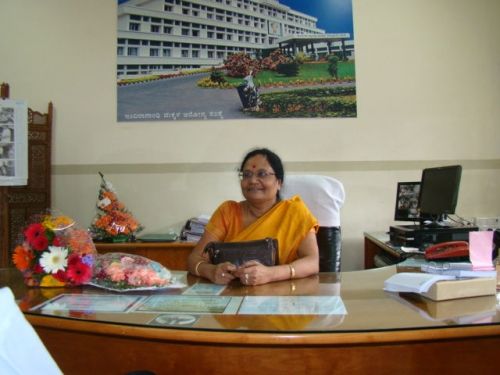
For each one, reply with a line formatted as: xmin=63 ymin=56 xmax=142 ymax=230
xmin=394 ymin=182 xmax=420 ymax=221
xmin=418 ymin=165 xmax=462 ymax=216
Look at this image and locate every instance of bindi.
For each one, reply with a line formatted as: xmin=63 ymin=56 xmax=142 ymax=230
xmin=251 ymin=165 xmax=256 ymax=169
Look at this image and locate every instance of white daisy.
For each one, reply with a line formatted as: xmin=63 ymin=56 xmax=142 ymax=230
xmin=39 ymin=246 xmax=68 ymax=274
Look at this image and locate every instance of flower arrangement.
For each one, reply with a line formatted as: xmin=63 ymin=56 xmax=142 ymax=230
xmin=88 ymin=252 xmax=172 ymax=291
xmin=89 ymin=172 xmax=143 ymax=242
xmin=12 ymin=211 xmax=97 ymax=287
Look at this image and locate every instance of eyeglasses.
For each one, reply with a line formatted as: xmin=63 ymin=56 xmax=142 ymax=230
xmin=238 ymin=170 xmax=276 ymax=181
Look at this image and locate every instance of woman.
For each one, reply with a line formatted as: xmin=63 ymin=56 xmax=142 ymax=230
xmin=188 ymin=148 xmax=319 ymax=285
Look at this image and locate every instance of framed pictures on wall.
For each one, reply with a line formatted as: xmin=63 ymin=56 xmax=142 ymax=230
xmin=116 ymin=0 xmax=356 ymax=122
xmin=0 ymin=99 xmax=28 ymax=186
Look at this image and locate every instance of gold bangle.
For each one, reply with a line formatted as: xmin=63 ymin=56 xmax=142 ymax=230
xmin=289 ymin=264 xmax=296 ymax=279
xmin=194 ymin=260 xmax=206 ymax=277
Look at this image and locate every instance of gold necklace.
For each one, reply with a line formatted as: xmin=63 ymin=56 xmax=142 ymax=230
xmin=245 ymin=201 xmax=275 ymax=219
xmin=246 ymin=203 xmax=263 ymax=218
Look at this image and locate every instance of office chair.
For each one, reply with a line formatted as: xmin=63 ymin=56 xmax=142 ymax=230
xmin=281 ymin=175 xmax=345 ymax=272
xmin=0 ymin=287 xmax=62 ymax=375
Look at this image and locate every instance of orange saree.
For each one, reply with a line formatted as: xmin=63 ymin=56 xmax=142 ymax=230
xmin=204 ymin=195 xmax=318 ymax=264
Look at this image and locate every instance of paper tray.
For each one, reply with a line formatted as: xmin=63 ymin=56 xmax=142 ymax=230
xmin=421 ymin=277 xmax=497 ymax=301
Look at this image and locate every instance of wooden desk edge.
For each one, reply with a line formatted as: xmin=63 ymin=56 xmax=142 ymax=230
xmin=27 ymin=314 xmax=500 ymax=346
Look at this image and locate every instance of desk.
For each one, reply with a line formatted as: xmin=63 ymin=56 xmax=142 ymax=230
xmin=1 ymin=267 xmax=499 ymax=375
xmin=94 ymin=241 xmax=195 ymax=270
xmin=364 ymin=231 xmax=411 ymax=269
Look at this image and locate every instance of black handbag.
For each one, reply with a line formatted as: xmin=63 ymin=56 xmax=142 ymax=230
xmin=203 ymin=237 xmax=278 ymax=267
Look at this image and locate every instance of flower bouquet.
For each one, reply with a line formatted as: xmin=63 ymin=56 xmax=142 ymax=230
xmin=12 ymin=211 xmax=97 ymax=287
xmin=88 ymin=252 xmax=176 ymax=292
xmin=89 ymin=172 xmax=143 ymax=242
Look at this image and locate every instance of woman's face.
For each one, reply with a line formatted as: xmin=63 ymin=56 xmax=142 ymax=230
xmin=240 ymin=154 xmax=281 ymax=204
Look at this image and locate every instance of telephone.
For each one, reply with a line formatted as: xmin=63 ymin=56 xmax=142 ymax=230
xmin=424 ymin=241 xmax=469 ymax=261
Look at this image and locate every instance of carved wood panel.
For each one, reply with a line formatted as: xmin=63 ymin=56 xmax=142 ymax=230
xmin=0 ymin=83 xmax=52 ymax=267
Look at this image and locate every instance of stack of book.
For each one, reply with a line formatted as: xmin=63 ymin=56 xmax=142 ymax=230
xmin=181 ymin=215 xmax=210 ymax=242
xmin=420 ymin=262 xmax=497 ymax=278
xmin=384 ymin=262 xmax=497 ymax=301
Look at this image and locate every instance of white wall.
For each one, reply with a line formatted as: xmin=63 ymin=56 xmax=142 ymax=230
xmin=1 ymin=0 xmax=499 ymax=270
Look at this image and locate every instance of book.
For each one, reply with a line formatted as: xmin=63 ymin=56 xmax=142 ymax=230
xmin=180 ymin=215 xmax=209 ymax=242
xmin=421 ymin=262 xmax=497 ymax=278
xmin=138 ymin=232 xmax=178 ymax=242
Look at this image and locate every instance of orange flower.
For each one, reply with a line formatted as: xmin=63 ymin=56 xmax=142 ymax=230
xmin=102 ymin=191 xmax=117 ymax=202
xmin=12 ymin=245 xmax=34 ymax=271
xmin=115 ymin=201 xmax=125 ymax=210
xmin=95 ymin=215 xmax=112 ymax=228
xmin=66 ymin=228 xmax=95 ymax=255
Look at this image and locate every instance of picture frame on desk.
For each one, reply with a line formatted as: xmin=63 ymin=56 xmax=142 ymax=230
xmin=394 ymin=181 xmax=420 ymax=222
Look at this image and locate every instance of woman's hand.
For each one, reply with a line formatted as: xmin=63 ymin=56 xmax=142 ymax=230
xmin=211 ymin=262 xmax=237 ymax=285
xmin=233 ymin=260 xmax=272 ymax=286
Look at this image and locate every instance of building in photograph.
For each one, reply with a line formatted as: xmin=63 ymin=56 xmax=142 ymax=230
xmin=117 ymin=0 xmax=354 ymax=78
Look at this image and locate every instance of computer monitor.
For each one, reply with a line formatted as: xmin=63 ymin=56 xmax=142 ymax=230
xmin=394 ymin=182 xmax=420 ymax=221
xmin=418 ymin=165 xmax=462 ymax=221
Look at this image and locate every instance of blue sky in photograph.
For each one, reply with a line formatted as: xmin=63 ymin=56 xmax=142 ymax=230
xmin=280 ymin=0 xmax=354 ymax=37
xmin=118 ymin=0 xmax=354 ymax=37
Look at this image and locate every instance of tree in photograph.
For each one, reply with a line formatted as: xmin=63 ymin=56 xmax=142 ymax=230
xmin=224 ymin=52 xmax=260 ymax=77
xmin=260 ymin=49 xmax=290 ymax=71
xmin=328 ymin=55 xmax=340 ymax=78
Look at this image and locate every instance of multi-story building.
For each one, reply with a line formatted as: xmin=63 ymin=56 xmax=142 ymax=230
xmin=117 ymin=0 xmax=354 ymax=78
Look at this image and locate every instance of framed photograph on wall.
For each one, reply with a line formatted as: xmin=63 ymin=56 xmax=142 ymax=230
xmin=0 ymin=99 xmax=28 ymax=186
xmin=116 ymin=0 xmax=356 ymax=122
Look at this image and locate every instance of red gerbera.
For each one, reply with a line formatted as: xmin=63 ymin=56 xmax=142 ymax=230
xmin=31 ymin=235 xmax=49 ymax=251
xmin=67 ymin=260 xmax=92 ymax=285
xmin=53 ymin=269 xmax=68 ymax=282
xmin=32 ymin=263 xmax=44 ymax=274
xmin=24 ymin=223 xmax=44 ymax=242
xmin=67 ymin=253 xmax=81 ymax=266
xmin=52 ymin=236 xmax=64 ymax=247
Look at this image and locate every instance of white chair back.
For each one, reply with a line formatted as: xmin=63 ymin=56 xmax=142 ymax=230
xmin=281 ymin=175 xmax=345 ymax=227
xmin=281 ymin=175 xmax=345 ymax=272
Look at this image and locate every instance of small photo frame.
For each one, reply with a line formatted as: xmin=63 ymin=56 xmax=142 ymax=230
xmin=0 ymin=99 xmax=28 ymax=186
xmin=394 ymin=181 xmax=420 ymax=221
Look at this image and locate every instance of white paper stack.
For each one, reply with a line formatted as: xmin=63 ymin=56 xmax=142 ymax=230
xmin=421 ymin=262 xmax=497 ymax=278
xmin=383 ymin=272 xmax=456 ymax=294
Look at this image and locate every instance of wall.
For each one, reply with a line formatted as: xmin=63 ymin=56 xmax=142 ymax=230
xmin=1 ymin=0 xmax=499 ymax=270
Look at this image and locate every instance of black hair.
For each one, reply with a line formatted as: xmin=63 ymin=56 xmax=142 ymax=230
xmin=239 ymin=148 xmax=284 ymax=200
